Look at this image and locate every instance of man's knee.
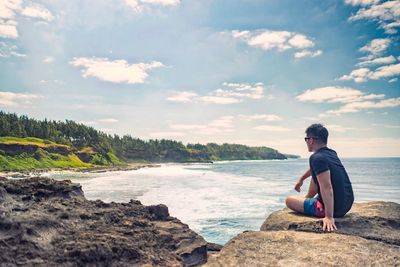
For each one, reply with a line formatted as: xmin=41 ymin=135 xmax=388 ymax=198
xmin=285 ymin=196 xmax=305 ymax=213
xmin=285 ymin=196 xmax=295 ymax=209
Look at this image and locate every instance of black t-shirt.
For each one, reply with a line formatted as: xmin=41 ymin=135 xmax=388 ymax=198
xmin=310 ymin=147 xmax=354 ymax=217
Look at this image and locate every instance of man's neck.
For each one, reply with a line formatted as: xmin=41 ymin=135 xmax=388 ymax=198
xmin=313 ymin=144 xmax=327 ymax=152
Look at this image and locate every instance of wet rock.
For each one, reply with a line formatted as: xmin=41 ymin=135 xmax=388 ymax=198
xmin=0 ymin=177 xmax=208 ymax=266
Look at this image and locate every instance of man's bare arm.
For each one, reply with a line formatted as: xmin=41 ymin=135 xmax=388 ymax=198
xmin=304 ymin=178 xmax=317 ymax=198
xmin=295 ymin=169 xmax=311 ymax=192
xmin=316 ymin=170 xmax=337 ymax=231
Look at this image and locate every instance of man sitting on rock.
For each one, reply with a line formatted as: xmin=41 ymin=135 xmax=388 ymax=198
xmin=285 ymin=124 xmax=354 ymax=232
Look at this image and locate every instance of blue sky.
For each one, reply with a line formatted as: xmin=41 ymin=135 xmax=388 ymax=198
xmin=0 ymin=0 xmax=399 ymax=157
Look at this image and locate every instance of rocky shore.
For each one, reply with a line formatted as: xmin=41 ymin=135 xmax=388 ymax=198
xmin=206 ymin=202 xmax=400 ymax=266
xmin=1 ymin=176 xmax=399 ymax=266
xmin=0 ymin=162 xmax=160 ymax=179
xmin=0 ymin=177 xmax=219 ymax=266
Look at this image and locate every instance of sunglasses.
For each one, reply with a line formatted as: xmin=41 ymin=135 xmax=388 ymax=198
xmin=304 ymin=137 xmax=318 ymax=141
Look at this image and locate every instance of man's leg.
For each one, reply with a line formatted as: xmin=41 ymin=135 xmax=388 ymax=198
xmin=285 ymin=196 xmax=306 ymax=213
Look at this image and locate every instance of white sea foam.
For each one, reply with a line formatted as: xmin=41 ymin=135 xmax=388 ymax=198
xmin=45 ymin=158 xmax=400 ymax=245
xmin=53 ymin=163 xmax=290 ymax=244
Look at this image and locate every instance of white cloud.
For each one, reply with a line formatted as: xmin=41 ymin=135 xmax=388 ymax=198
xmin=359 ymin=38 xmax=391 ymax=56
xmin=0 ymin=91 xmax=39 ymax=107
xmin=0 ymin=0 xmax=54 ymax=39
xmin=357 ymin=55 xmax=396 ymax=67
xmin=296 ymin=86 xmax=384 ymax=103
xmin=0 ymin=41 xmax=25 ymax=57
xmin=216 ymin=82 xmax=264 ymax=99
xmin=294 ymin=50 xmax=322 ymax=58
xmin=21 ymin=4 xmax=54 ymax=21
xmin=0 ymin=19 xmax=18 ymax=38
xmin=199 ymin=96 xmax=241 ymax=104
xmin=246 ymin=30 xmax=292 ymax=50
xmin=124 ymin=0 xmax=142 ymax=12
xmin=297 ymin=86 xmax=398 ymax=116
xmin=0 ymin=0 xmax=22 ymax=19
xmin=253 ymin=125 xmax=291 ymax=132
xmin=124 ymin=0 xmax=180 ymax=13
xmin=382 ymin=21 xmax=400 ymax=34
xmin=239 ymin=114 xmax=282 ymax=121
xmin=231 ymin=29 xmax=321 ymax=57
xmin=340 ymin=63 xmax=400 ymax=82
xmin=339 ymin=67 xmax=371 ymax=83
xmin=70 ymin=57 xmax=164 ymax=84
xmin=325 ymin=97 xmax=400 ymax=115
xmin=98 ymin=118 xmax=118 ymax=123
xmin=167 ymin=82 xmax=266 ymax=105
xmin=349 ymin=1 xmax=400 ymax=34
xmin=39 ymin=79 xmax=63 ymax=84
xmin=166 ymin=91 xmax=198 ymax=103
xmin=369 ymin=63 xmax=400 ymax=79
xmin=349 ymin=1 xmax=400 ymax=21
xmin=43 ymin=56 xmax=54 ymax=63
xmin=344 ymin=0 xmax=380 ymax=6
xmin=141 ymin=0 xmax=180 ymax=6
xmin=388 ymin=78 xmax=398 ymax=83
xmin=288 ymin=34 xmax=315 ymax=49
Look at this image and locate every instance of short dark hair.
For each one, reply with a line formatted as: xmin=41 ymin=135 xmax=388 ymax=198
xmin=305 ymin=123 xmax=328 ymax=144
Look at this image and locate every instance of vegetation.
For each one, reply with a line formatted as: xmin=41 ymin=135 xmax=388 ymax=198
xmin=0 ymin=146 xmax=91 ymax=171
xmin=0 ymin=111 xmax=296 ymax=171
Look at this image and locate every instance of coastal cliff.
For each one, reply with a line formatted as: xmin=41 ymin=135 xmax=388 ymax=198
xmin=206 ymin=202 xmax=400 ymax=266
xmin=0 ymin=177 xmax=214 ymax=266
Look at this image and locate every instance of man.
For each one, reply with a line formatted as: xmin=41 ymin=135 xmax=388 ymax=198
xmin=285 ymin=124 xmax=354 ymax=232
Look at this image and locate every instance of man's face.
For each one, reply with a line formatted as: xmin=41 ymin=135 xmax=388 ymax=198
xmin=304 ymin=136 xmax=314 ymax=152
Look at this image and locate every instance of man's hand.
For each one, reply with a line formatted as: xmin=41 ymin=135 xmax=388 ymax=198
xmin=319 ymin=217 xmax=337 ymax=232
xmin=294 ymin=180 xmax=303 ymax=192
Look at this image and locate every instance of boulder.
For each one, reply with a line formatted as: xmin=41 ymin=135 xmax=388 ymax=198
xmin=261 ymin=202 xmax=400 ymax=245
xmin=0 ymin=177 xmax=208 ymax=266
xmin=206 ymin=201 xmax=400 ymax=266
xmin=205 ymin=230 xmax=400 ymax=267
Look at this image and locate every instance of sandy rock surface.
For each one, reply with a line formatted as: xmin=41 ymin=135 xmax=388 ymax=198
xmin=205 ymin=230 xmax=400 ymax=267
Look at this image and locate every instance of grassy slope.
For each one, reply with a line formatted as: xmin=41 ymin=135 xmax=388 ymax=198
xmin=0 ymin=137 xmax=121 ymax=171
xmin=0 ymin=136 xmax=68 ymax=148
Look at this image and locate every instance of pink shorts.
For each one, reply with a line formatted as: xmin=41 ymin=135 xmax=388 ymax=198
xmin=303 ymin=198 xmax=325 ymax=218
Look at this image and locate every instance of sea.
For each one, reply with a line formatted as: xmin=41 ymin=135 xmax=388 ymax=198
xmin=44 ymin=157 xmax=400 ymax=245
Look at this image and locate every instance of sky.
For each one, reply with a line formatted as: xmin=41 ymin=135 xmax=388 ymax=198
xmin=0 ymin=0 xmax=399 ymax=158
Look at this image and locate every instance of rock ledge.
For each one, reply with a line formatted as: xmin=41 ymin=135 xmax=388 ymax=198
xmin=0 ymin=177 xmax=211 ymax=266
xmin=206 ymin=201 xmax=400 ymax=267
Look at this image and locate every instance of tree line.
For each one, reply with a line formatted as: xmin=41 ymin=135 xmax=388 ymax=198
xmin=0 ymin=111 xmax=291 ymax=162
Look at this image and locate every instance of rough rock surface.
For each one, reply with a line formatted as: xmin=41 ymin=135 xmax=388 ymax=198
xmin=206 ymin=201 xmax=400 ymax=267
xmin=261 ymin=202 xmax=400 ymax=245
xmin=0 ymin=177 xmax=210 ymax=266
xmin=205 ymin=230 xmax=400 ymax=267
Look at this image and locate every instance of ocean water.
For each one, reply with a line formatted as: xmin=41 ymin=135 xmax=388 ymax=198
xmin=44 ymin=158 xmax=400 ymax=245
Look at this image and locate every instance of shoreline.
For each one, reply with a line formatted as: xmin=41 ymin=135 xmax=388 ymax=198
xmin=0 ymin=162 xmax=161 ymax=179
xmin=0 ymin=158 xmax=294 ymax=179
